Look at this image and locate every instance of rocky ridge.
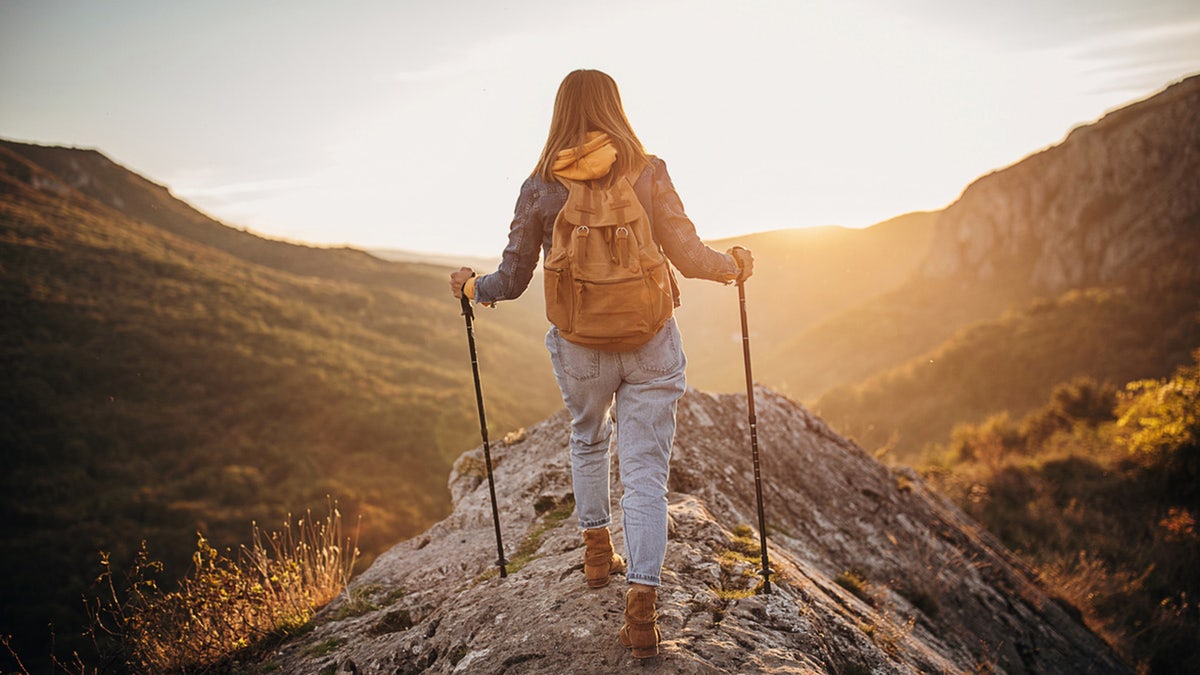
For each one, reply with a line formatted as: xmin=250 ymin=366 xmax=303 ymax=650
xmin=269 ymin=388 xmax=1126 ymax=674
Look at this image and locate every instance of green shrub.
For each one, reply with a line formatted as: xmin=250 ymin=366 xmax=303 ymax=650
xmin=926 ymin=352 xmax=1200 ymax=671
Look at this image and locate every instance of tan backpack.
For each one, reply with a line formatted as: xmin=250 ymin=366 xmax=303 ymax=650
xmin=543 ymin=173 xmax=673 ymax=351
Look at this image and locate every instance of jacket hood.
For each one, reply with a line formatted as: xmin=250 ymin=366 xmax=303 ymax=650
xmin=552 ymin=131 xmax=617 ymax=181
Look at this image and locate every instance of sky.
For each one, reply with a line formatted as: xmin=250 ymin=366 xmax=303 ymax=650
xmin=2 ymin=0 xmax=1199 ymax=258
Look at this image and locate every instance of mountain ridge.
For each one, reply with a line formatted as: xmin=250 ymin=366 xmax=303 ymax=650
xmin=920 ymin=74 xmax=1200 ymax=293
xmin=676 ymin=211 xmax=939 ymax=393
xmin=266 ymin=388 xmax=1127 ymax=674
xmin=775 ymin=74 xmax=1200 ymax=456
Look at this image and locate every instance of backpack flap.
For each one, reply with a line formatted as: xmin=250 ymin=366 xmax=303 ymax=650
xmin=543 ymin=176 xmax=673 ymax=351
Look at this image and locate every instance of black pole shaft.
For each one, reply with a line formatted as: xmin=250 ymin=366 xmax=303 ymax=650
xmin=461 ymin=294 xmax=508 ymax=578
xmin=737 ymin=280 xmax=771 ymax=594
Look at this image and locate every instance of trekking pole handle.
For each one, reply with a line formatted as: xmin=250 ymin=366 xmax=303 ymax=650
xmin=460 ymin=273 xmax=476 ymax=319
xmin=460 ymin=292 xmax=474 ymax=320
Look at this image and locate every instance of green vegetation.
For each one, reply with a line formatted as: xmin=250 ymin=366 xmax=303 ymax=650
xmin=833 ymin=569 xmax=872 ymax=605
xmin=448 ymin=643 xmax=469 ymax=666
xmin=331 ymin=583 xmax=405 ymax=621
xmin=818 ymin=284 xmax=1200 ymax=460
xmin=304 ymin=639 xmax=342 ymax=658
xmin=0 ymin=141 xmax=561 ymax=670
xmin=509 ymin=496 xmax=575 ymax=574
xmin=726 ymin=523 xmax=762 ymax=558
xmin=924 ymin=352 xmax=1200 ymax=672
xmin=714 ymin=524 xmax=773 ymax=600
xmin=686 ymin=523 xmax=775 ymax=623
xmin=476 ymin=495 xmax=575 ymax=583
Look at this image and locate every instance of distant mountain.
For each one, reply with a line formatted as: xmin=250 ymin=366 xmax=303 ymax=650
xmin=920 ymin=76 xmax=1200 ymax=294
xmin=369 ymin=248 xmax=499 ymax=269
xmin=675 ymin=212 xmax=939 ymax=393
xmin=807 ymin=75 xmax=1200 ymax=458
xmin=0 ymin=139 xmax=561 ymax=665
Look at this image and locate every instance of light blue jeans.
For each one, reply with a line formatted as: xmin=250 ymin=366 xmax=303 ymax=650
xmin=545 ymin=318 xmax=687 ymax=587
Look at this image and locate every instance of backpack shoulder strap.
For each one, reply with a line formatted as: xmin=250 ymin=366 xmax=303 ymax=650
xmin=628 ymin=161 xmax=679 ymax=306
xmin=631 ymin=162 xmax=654 ymax=219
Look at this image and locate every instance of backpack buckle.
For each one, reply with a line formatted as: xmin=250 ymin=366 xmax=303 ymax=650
xmin=615 ymin=227 xmax=631 ymax=269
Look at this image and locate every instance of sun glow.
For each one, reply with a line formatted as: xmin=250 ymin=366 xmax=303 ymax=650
xmin=1 ymin=0 xmax=1197 ymax=257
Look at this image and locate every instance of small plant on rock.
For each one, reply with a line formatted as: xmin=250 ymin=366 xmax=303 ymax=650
xmin=834 ymin=568 xmax=873 ymax=605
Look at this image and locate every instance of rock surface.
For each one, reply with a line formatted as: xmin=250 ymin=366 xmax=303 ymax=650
xmin=269 ymin=388 xmax=1127 ymax=674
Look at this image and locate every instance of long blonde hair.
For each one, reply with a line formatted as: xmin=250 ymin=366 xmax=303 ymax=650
xmin=532 ymin=69 xmax=649 ymax=184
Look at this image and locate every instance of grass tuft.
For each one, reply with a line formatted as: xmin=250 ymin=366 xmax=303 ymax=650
xmin=475 ymin=496 xmax=575 ymax=583
xmin=834 ymin=569 xmax=872 ymax=605
xmin=332 ymin=583 xmax=402 ymax=621
xmin=89 ymin=500 xmax=359 ymax=672
xmin=304 ymin=638 xmax=341 ymax=657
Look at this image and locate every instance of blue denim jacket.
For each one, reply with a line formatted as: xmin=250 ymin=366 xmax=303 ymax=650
xmin=474 ymin=157 xmax=739 ymax=306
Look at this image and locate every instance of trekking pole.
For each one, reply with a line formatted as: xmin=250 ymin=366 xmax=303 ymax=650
xmin=460 ymin=292 xmax=508 ymax=578
xmin=737 ymin=278 xmax=772 ymax=594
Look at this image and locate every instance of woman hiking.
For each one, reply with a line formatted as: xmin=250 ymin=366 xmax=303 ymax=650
xmin=449 ymin=68 xmax=753 ymax=659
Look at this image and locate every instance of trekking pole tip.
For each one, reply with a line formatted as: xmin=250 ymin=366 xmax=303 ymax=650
xmin=759 ymin=567 xmax=774 ymax=594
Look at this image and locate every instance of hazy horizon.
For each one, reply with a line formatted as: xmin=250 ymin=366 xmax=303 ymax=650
xmin=3 ymin=0 xmax=1199 ymax=257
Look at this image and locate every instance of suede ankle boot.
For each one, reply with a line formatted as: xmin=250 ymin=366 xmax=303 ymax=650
xmin=619 ymin=584 xmax=660 ymax=658
xmin=582 ymin=527 xmax=626 ymax=588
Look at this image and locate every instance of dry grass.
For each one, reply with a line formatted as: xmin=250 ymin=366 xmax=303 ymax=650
xmin=88 ymin=501 xmax=359 ymax=673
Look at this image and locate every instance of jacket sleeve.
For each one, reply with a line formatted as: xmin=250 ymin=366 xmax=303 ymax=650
xmin=474 ymin=178 xmax=546 ymax=304
xmin=649 ymin=159 xmax=740 ymax=282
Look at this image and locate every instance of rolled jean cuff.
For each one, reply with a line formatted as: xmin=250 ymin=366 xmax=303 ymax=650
xmin=626 ymin=573 xmax=660 ymax=586
xmin=578 ymin=517 xmax=611 ymax=530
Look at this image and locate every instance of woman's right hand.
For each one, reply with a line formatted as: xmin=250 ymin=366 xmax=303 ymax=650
xmin=450 ymin=267 xmax=475 ymax=298
xmin=728 ymin=247 xmax=754 ymax=281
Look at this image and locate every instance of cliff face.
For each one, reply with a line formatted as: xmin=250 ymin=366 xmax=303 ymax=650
xmin=920 ymin=75 xmax=1200 ymax=294
xmin=269 ymin=389 xmax=1127 ymax=674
